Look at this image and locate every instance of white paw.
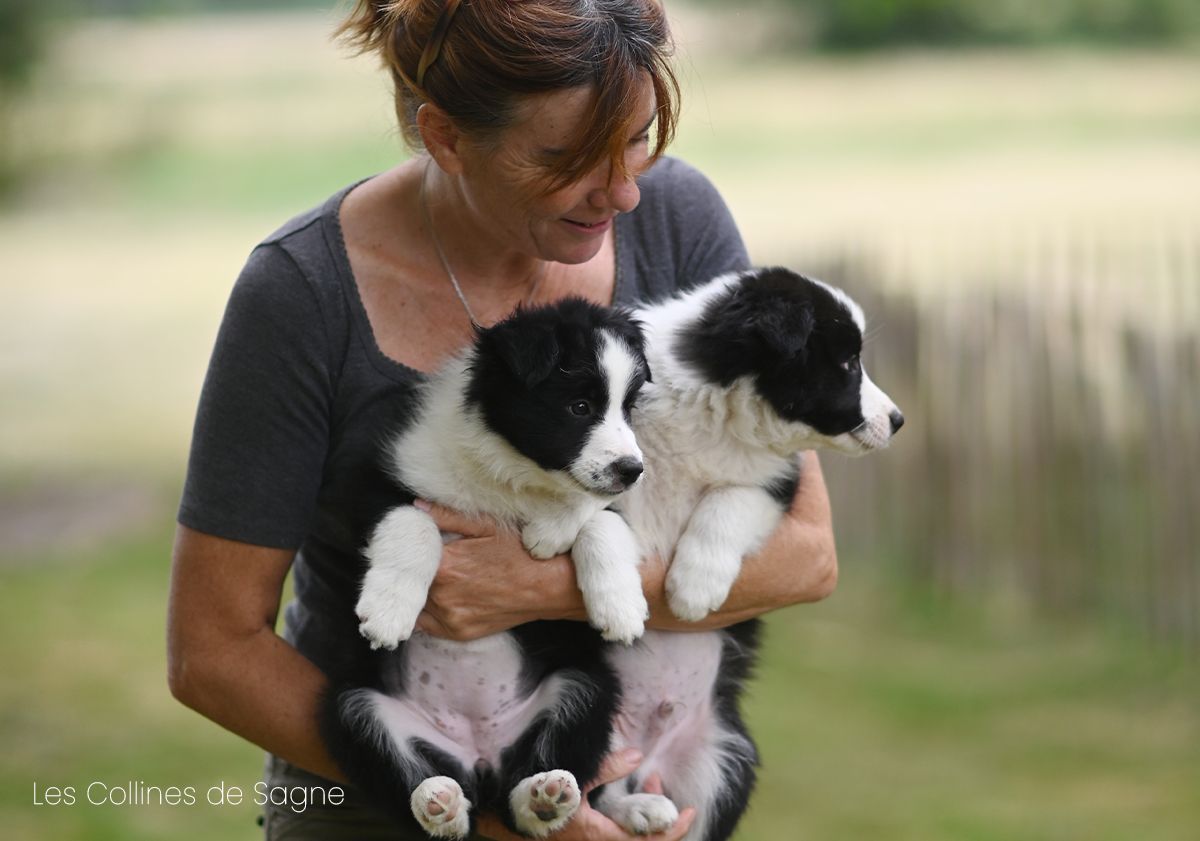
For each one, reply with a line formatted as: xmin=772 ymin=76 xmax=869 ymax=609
xmin=665 ymin=541 xmax=736 ymax=622
xmin=355 ymin=574 xmax=425 ymax=650
xmin=584 ymin=586 xmax=649 ymax=644
xmin=607 ymin=793 xmax=680 ymax=835
xmin=522 ymin=520 xmax=578 ymax=560
xmin=411 ymin=776 xmax=471 ymax=839
xmin=509 ymin=770 xmax=581 ymax=837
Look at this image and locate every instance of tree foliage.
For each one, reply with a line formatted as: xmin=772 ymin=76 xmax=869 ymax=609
xmin=760 ymin=0 xmax=1200 ymax=48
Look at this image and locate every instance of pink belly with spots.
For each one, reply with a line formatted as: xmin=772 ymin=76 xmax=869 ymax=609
xmin=605 ymin=631 xmax=723 ymax=775
xmin=377 ymin=632 xmax=558 ymax=769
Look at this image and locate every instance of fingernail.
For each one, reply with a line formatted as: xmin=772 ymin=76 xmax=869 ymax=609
xmin=622 ymin=748 xmax=643 ymax=764
xmin=413 ymin=499 xmax=432 ymax=512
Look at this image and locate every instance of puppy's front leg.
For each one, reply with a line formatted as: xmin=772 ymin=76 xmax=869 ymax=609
xmin=571 ymin=509 xmax=648 ymax=643
xmin=356 ymin=505 xmax=443 ymax=649
xmin=666 ymin=486 xmax=784 ymax=622
xmin=521 ymin=506 xmax=595 ymax=560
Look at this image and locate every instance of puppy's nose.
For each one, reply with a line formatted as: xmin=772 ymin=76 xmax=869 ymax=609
xmin=889 ymin=410 xmax=905 ymax=435
xmin=611 ymin=456 xmax=644 ymax=487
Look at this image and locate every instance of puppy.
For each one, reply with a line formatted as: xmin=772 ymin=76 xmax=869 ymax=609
xmin=580 ymin=267 xmax=904 ymax=841
xmin=322 ymin=299 xmax=653 ymax=839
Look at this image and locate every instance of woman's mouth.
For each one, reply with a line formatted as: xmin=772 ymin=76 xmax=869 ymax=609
xmin=563 ymin=217 xmax=612 ymax=234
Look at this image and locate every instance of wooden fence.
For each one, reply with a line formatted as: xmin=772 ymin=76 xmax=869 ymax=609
xmin=806 ymin=223 xmax=1200 ymax=649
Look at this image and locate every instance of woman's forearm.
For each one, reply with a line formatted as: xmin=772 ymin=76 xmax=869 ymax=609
xmin=167 ymin=525 xmax=347 ymax=784
xmin=169 ymin=624 xmax=347 ymax=783
xmin=549 ymin=453 xmax=838 ymax=631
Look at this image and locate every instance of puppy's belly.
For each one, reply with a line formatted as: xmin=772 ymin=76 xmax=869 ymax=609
xmin=606 ymin=631 xmax=723 ymax=771
xmin=379 ymin=632 xmax=549 ymax=769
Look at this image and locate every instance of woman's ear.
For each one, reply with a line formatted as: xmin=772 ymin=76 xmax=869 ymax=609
xmin=417 ymin=103 xmax=465 ymax=175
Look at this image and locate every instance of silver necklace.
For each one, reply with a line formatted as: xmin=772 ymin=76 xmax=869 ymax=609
xmin=420 ymin=160 xmax=481 ymax=329
xmin=419 ymin=160 xmax=548 ymax=330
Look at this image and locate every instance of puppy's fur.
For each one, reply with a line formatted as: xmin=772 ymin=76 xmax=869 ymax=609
xmin=323 ymin=269 xmax=901 ymax=841
xmin=322 ymin=299 xmax=652 ymax=839
xmin=579 ymin=267 xmax=903 ymax=841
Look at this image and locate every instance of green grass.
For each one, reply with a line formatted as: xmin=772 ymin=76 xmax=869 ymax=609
xmin=0 ymin=523 xmax=266 ymax=839
xmin=3 ymin=520 xmax=1197 ymax=839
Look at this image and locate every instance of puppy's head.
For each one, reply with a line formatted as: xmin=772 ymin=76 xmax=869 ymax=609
xmin=677 ymin=267 xmax=903 ymax=455
xmin=469 ymin=298 xmax=650 ymax=495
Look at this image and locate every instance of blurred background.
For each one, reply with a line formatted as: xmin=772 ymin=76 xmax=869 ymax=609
xmin=2 ymin=0 xmax=1197 ymax=838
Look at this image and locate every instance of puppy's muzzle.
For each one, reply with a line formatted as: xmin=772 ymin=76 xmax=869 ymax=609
xmin=606 ymin=456 xmax=644 ymax=492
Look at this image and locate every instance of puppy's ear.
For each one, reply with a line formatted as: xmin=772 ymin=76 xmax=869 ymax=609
xmin=483 ymin=321 xmax=561 ymax=389
xmin=754 ymin=299 xmax=815 ymax=361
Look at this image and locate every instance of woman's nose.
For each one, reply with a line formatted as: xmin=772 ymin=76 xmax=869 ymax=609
xmin=589 ymin=164 xmax=641 ymax=214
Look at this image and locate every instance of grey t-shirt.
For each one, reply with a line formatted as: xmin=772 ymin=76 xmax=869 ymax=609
xmin=178 ymin=156 xmax=749 ymax=675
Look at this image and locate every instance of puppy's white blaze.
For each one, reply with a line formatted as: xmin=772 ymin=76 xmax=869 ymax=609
xmin=852 ymin=367 xmax=899 ymax=450
xmin=810 ymin=276 xmax=866 ymax=332
xmin=571 ymin=332 xmax=643 ymax=491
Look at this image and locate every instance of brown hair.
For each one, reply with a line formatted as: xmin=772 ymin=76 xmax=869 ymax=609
xmin=337 ymin=0 xmax=679 ymax=190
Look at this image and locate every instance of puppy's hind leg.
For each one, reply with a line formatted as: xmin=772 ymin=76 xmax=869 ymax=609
xmin=357 ymin=505 xmax=443 ymax=649
xmin=498 ymin=631 xmax=620 ymax=837
xmin=321 ymin=686 xmax=477 ymax=838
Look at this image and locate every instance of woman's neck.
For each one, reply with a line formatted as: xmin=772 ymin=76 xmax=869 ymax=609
xmin=418 ymin=159 xmax=552 ymax=309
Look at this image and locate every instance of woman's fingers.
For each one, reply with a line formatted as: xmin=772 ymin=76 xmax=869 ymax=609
xmin=583 ymin=748 xmax=644 ymax=793
xmin=415 ymin=499 xmax=494 ymax=538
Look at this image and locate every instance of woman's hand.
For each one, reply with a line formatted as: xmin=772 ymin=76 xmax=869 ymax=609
xmin=476 ymin=749 xmax=696 ymax=841
xmin=414 ymin=501 xmax=585 ymax=640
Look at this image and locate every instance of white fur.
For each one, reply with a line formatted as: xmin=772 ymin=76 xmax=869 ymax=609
xmin=411 ymin=776 xmax=472 ymax=839
xmin=567 ymin=333 xmax=644 ymax=495
xmin=572 ymin=510 xmax=650 ymax=643
xmin=622 ymin=270 xmax=901 ymax=609
xmin=593 ymin=270 xmax=900 ymax=840
xmin=508 ymin=770 xmax=582 ymax=837
xmin=356 ymin=334 xmax=647 ymax=646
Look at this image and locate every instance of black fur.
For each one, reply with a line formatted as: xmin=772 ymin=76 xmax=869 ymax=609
xmin=320 ymin=299 xmax=648 ymax=838
xmin=676 ymin=267 xmax=867 ymax=436
xmin=469 ymin=298 xmax=650 ymax=475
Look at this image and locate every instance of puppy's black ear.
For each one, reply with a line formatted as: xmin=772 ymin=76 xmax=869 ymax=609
xmin=754 ymin=299 xmax=815 ymax=361
xmin=483 ymin=320 xmax=561 ymax=389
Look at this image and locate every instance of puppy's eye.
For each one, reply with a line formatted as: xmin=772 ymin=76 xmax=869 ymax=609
xmin=569 ymin=400 xmax=592 ymax=417
xmin=841 ymin=354 xmax=861 ymax=372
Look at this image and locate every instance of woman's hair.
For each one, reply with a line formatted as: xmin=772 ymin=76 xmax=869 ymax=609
xmin=337 ymin=0 xmax=679 ymax=189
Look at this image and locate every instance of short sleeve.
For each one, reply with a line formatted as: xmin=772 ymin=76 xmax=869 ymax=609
xmin=619 ymin=157 xmax=751 ymax=304
xmin=178 ymin=244 xmax=334 ymax=549
xmin=669 ymin=163 xmax=751 ymax=289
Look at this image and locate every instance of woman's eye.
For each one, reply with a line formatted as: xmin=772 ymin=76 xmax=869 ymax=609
xmin=569 ymin=400 xmax=592 ymax=417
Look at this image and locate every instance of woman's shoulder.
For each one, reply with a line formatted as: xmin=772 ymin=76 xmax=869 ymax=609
xmin=637 ymin=155 xmax=722 ymax=203
xmin=231 ymin=179 xmax=371 ymax=317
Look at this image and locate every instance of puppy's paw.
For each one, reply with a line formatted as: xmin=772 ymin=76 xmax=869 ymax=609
xmin=411 ymin=776 xmax=471 ymax=839
xmin=584 ymin=586 xmax=649 ymax=644
xmin=606 ymin=793 xmax=680 ymax=835
xmin=355 ymin=577 xmax=424 ymax=650
xmin=521 ymin=520 xmax=578 ymax=560
xmin=665 ymin=541 xmax=737 ymax=622
xmin=509 ymin=770 xmax=581 ymax=837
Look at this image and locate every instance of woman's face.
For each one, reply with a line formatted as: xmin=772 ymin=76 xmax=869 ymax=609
xmin=454 ymin=79 xmax=658 ymax=266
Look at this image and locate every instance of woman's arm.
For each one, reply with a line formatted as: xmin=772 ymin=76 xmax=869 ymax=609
xmin=166 ymin=524 xmax=347 ymax=783
xmin=414 ymin=453 xmax=837 ymax=641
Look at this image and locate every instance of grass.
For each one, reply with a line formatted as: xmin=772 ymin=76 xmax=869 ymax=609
xmin=3 ymin=523 xmax=1197 ymax=839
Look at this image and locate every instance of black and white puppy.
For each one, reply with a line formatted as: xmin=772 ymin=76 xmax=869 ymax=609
xmin=580 ymin=267 xmax=904 ymax=841
xmin=323 ymin=299 xmax=653 ymax=839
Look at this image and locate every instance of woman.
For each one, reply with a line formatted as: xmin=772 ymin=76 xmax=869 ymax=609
xmin=166 ymin=1 xmax=838 ymax=838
